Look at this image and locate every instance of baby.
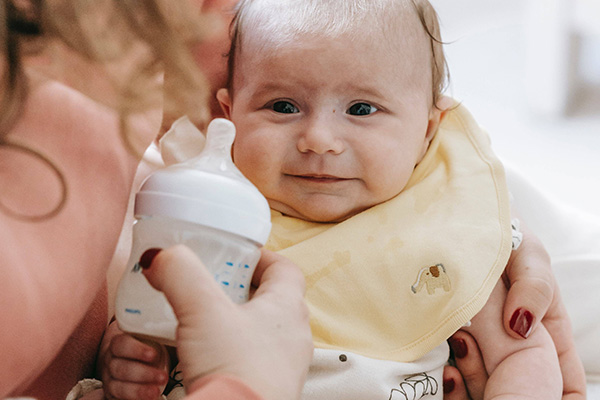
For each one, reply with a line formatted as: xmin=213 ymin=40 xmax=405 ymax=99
xmin=216 ymin=1 xmax=562 ymax=398
xmin=100 ymin=0 xmax=563 ymax=399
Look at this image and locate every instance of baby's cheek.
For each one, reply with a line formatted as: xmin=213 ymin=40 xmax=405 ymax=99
xmin=234 ymin=135 xmax=277 ymax=169
xmin=232 ymin=149 xmax=268 ymax=188
xmin=371 ymin=171 xmax=412 ymax=204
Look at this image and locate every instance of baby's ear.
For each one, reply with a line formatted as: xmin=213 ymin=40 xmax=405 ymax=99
xmin=418 ymin=96 xmax=453 ymax=162
xmin=425 ymin=95 xmax=454 ymax=142
xmin=216 ymin=88 xmax=233 ymax=119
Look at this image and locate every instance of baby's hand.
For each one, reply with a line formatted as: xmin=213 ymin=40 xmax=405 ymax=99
xmin=100 ymin=332 xmax=169 ymax=400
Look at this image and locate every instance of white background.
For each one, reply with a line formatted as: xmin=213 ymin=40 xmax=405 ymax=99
xmin=430 ymin=0 xmax=600 ymax=218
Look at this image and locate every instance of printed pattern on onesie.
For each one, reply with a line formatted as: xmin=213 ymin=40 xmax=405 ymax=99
xmin=301 ymin=342 xmax=448 ymax=400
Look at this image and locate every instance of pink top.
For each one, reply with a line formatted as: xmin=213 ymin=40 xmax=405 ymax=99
xmin=1 ymin=77 xmax=156 ymax=398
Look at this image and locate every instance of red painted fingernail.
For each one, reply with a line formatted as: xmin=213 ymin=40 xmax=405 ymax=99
xmin=139 ymin=248 xmax=162 ymax=270
xmin=510 ymin=308 xmax=534 ymax=339
xmin=448 ymin=338 xmax=468 ymax=359
xmin=443 ymin=378 xmax=455 ymax=394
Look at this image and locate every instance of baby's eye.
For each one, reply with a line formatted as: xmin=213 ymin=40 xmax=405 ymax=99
xmin=347 ymin=103 xmax=378 ymax=116
xmin=272 ymin=101 xmax=299 ymax=114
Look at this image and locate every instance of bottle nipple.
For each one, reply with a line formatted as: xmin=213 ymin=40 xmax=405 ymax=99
xmin=134 ymin=118 xmax=272 ymax=246
xmin=185 ymin=118 xmax=248 ymax=182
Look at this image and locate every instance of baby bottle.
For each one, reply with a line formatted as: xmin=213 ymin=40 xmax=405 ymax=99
xmin=115 ymin=118 xmax=271 ymax=346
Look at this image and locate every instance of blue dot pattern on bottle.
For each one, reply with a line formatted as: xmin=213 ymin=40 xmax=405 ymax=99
xmin=215 ymin=261 xmax=251 ymax=301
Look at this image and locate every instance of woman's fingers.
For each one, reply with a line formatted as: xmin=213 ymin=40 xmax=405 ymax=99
xmin=443 ymin=366 xmax=470 ymax=400
xmin=502 ymin=221 xmax=587 ymax=399
xmin=502 ymin=221 xmax=554 ymax=339
xmin=446 ymin=330 xmax=488 ymax=400
xmin=252 ymin=248 xmax=306 ymax=299
xmin=541 ymin=291 xmax=586 ymax=399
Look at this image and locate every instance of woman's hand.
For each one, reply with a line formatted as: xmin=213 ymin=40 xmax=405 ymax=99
xmin=443 ymin=331 xmax=487 ymax=400
xmin=141 ymin=245 xmax=313 ymax=400
xmin=443 ymin=221 xmax=586 ymax=399
xmin=502 ymin=222 xmax=586 ymax=399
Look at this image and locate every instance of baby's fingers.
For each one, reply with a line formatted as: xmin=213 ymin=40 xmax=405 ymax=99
xmin=107 ymin=357 xmax=168 ymax=386
xmin=104 ymin=378 xmax=165 ymax=400
xmin=103 ymin=334 xmax=169 ymax=399
xmin=102 ymin=353 xmax=168 ymax=400
xmin=110 ymin=334 xmax=165 ymax=365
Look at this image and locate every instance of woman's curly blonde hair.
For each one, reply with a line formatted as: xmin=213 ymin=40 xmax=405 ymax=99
xmin=1 ymin=0 xmax=212 ymax=220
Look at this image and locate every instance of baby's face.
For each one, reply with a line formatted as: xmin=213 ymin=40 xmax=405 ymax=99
xmin=219 ymin=30 xmax=439 ymax=223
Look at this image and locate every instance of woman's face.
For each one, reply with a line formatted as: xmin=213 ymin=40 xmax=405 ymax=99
xmin=190 ymin=0 xmax=240 ymax=118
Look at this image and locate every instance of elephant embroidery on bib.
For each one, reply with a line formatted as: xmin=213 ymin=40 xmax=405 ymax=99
xmin=411 ymin=264 xmax=451 ymax=295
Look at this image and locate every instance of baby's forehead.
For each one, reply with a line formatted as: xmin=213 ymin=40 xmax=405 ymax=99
xmin=238 ymin=1 xmax=427 ymax=53
xmin=229 ymin=0 xmax=440 ymax=100
xmin=236 ymin=4 xmax=431 ymax=81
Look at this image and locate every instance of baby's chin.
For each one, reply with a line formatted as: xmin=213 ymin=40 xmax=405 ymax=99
xmin=269 ymin=201 xmax=366 ymax=224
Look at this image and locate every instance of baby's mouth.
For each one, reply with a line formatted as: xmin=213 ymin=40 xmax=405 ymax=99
xmin=289 ymin=174 xmax=349 ymax=183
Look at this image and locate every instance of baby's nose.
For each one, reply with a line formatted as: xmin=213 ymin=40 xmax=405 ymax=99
xmin=297 ymin=115 xmax=344 ymax=155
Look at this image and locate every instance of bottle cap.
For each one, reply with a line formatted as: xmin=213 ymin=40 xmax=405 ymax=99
xmin=135 ymin=119 xmax=271 ymax=245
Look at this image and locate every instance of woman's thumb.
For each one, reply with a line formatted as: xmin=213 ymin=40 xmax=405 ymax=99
xmin=141 ymin=245 xmax=230 ymax=318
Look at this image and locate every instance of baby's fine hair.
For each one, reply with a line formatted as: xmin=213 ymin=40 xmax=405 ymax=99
xmin=227 ymin=0 xmax=448 ymax=107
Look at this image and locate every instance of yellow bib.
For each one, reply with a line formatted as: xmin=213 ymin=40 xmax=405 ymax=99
xmin=265 ymin=103 xmax=512 ymax=362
